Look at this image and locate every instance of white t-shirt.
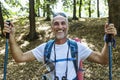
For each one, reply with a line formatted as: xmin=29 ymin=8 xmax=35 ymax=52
xmin=31 ymin=40 xmax=93 ymax=80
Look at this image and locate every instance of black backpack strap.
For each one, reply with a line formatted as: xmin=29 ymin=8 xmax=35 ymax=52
xmin=68 ymin=39 xmax=78 ymax=74
xmin=44 ymin=40 xmax=55 ymax=63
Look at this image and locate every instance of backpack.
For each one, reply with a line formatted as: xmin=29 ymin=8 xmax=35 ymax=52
xmin=44 ymin=38 xmax=83 ymax=80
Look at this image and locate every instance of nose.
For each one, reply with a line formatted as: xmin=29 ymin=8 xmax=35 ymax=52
xmin=58 ymin=23 xmax=63 ymax=29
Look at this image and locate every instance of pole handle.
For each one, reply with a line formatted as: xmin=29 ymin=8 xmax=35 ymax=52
xmin=108 ymin=14 xmax=113 ymax=42
xmin=6 ymin=20 xmax=11 ymax=39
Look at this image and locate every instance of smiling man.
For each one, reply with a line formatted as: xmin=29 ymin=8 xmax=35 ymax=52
xmin=3 ymin=12 xmax=117 ymax=80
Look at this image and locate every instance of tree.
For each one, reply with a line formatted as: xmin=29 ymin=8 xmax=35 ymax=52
xmin=88 ymin=0 xmax=91 ymax=17
xmin=45 ymin=0 xmax=51 ymax=21
xmin=45 ymin=0 xmax=57 ymax=21
xmin=79 ymin=0 xmax=82 ymax=18
xmin=0 ymin=2 xmax=4 ymax=36
xmin=27 ymin=0 xmax=38 ymax=41
xmin=35 ymin=0 xmax=41 ymax=17
xmin=97 ymin=0 xmax=100 ymax=17
xmin=72 ymin=0 xmax=78 ymax=20
xmin=108 ymin=0 xmax=120 ymax=36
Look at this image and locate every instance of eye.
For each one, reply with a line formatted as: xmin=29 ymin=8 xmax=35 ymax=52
xmin=53 ymin=22 xmax=59 ymax=26
xmin=61 ymin=21 xmax=66 ymax=25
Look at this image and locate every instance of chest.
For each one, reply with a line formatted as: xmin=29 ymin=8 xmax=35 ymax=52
xmin=50 ymin=44 xmax=71 ymax=60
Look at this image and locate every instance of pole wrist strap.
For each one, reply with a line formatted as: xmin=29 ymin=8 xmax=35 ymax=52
xmin=104 ymin=34 xmax=116 ymax=48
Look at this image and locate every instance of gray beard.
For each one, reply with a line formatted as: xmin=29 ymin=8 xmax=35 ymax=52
xmin=56 ymin=34 xmax=65 ymax=39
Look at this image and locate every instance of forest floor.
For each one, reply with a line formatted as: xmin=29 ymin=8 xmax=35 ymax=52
xmin=0 ymin=17 xmax=120 ymax=80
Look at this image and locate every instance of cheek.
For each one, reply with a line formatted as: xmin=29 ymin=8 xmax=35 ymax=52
xmin=64 ymin=26 xmax=68 ymax=30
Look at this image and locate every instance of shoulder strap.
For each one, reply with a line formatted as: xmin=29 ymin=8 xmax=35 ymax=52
xmin=44 ymin=40 xmax=55 ymax=63
xmin=44 ymin=39 xmax=79 ymax=71
xmin=68 ymin=39 xmax=78 ymax=74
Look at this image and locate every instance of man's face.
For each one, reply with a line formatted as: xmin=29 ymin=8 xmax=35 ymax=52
xmin=52 ymin=15 xmax=68 ymax=39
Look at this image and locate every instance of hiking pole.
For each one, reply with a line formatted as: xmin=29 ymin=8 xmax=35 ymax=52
xmin=108 ymin=14 xmax=113 ymax=80
xmin=108 ymin=34 xmax=112 ymax=80
xmin=3 ymin=20 xmax=10 ymax=80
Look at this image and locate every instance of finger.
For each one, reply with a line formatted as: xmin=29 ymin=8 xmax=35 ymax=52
xmin=4 ymin=21 xmax=13 ymax=28
xmin=106 ymin=28 xmax=117 ymax=36
xmin=10 ymin=22 xmax=14 ymax=27
xmin=4 ymin=23 xmax=10 ymax=28
xmin=105 ymin=23 xmax=114 ymax=31
xmin=104 ymin=23 xmax=109 ymax=29
xmin=104 ymin=23 xmax=109 ymax=34
xmin=109 ymin=24 xmax=114 ymax=27
xmin=113 ymin=28 xmax=117 ymax=36
xmin=106 ymin=27 xmax=114 ymax=31
xmin=3 ymin=27 xmax=11 ymax=33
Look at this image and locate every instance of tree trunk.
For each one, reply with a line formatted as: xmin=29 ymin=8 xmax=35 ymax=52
xmin=79 ymin=0 xmax=82 ymax=18
xmin=0 ymin=2 xmax=4 ymax=37
xmin=108 ymin=0 xmax=120 ymax=36
xmin=28 ymin=0 xmax=38 ymax=41
xmin=97 ymin=0 xmax=100 ymax=17
xmin=38 ymin=8 xmax=40 ymax=17
xmin=72 ymin=0 xmax=78 ymax=20
xmin=43 ymin=5 xmax=46 ymax=17
xmin=45 ymin=0 xmax=51 ymax=21
xmin=88 ymin=0 xmax=91 ymax=17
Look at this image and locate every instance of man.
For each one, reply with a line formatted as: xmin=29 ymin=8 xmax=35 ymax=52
xmin=3 ymin=12 xmax=117 ymax=80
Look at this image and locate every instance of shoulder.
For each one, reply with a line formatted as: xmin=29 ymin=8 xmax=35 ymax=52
xmin=37 ymin=39 xmax=54 ymax=48
xmin=37 ymin=43 xmax=47 ymax=48
xmin=32 ymin=43 xmax=47 ymax=52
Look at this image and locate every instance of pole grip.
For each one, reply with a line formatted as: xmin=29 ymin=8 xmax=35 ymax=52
xmin=108 ymin=4 xmax=113 ymax=80
xmin=108 ymin=12 xmax=112 ymax=42
xmin=107 ymin=34 xmax=112 ymax=42
xmin=6 ymin=20 xmax=11 ymax=39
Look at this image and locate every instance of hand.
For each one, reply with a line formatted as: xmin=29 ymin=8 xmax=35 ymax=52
xmin=3 ymin=22 xmax=15 ymax=37
xmin=104 ymin=23 xmax=117 ymax=36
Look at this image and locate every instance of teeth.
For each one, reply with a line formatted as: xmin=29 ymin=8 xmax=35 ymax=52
xmin=57 ymin=30 xmax=63 ymax=32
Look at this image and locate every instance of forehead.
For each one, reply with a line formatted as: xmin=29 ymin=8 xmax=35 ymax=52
xmin=53 ymin=15 xmax=67 ymax=22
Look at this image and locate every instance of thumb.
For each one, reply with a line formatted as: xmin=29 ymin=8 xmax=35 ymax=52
xmin=104 ymin=23 xmax=109 ymax=33
xmin=104 ymin=23 xmax=109 ymax=29
xmin=10 ymin=22 xmax=14 ymax=28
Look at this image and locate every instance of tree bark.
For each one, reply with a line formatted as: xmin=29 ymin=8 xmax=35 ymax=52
xmin=79 ymin=0 xmax=82 ymax=18
xmin=72 ymin=0 xmax=78 ymax=20
xmin=97 ymin=0 xmax=100 ymax=17
xmin=28 ymin=0 xmax=38 ymax=41
xmin=108 ymin=0 xmax=120 ymax=36
xmin=0 ymin=2 xmax=4 ymax=36
xmin=88 ymin=0 xmax=91 ymax=17
xmin=45 ymin=0 xmax=51 ymax=21
xmin=45 ymin=1 xmax=51 ymax=21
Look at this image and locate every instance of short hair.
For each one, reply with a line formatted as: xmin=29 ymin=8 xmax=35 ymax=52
xmin=51 ymin=12 xmax=68 ymax=25
xmin=53 ymin=12 xmax=67 ymax=18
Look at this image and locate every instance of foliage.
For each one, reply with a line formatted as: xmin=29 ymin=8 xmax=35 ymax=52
xmin=0 ymin=3 xmax=10 ymax=19
xmin=1 ymin=0 xmax=109 ymax=18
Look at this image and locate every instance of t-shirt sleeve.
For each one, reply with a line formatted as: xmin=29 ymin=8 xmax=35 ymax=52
xmin=77 ymin=42 xmax=93 ymax=61
xmin=31 ymin=43 xmax=46 ymax=62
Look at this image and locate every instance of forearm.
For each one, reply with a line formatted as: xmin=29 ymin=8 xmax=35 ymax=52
xmin=87 ymin=43 xmax=109 ymax=65
xmin=101 ymin=42 xmax=109 ymax=64
xmin=9 ymin=35 xmax=24 ymax=62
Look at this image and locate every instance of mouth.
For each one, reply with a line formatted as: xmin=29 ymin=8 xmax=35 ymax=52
xmin=57 ymin=30 xmax=64 ymax=33
xmin=55 ymin=30 xmax=65 ymax=39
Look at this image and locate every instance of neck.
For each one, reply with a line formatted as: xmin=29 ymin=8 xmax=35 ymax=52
xmin=55 ymin=38 xmax=67 ymax=44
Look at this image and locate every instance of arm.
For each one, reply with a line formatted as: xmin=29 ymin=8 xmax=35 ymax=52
xmin=87 ymin=43 xmax=109 ymax=65
xmin=87 ymin=23 xmax=117 ymax=65
xmin=10 ymin=35 xmax=35 ymax=63
xmin=3 ymin=22 xmax=36 ymax=63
